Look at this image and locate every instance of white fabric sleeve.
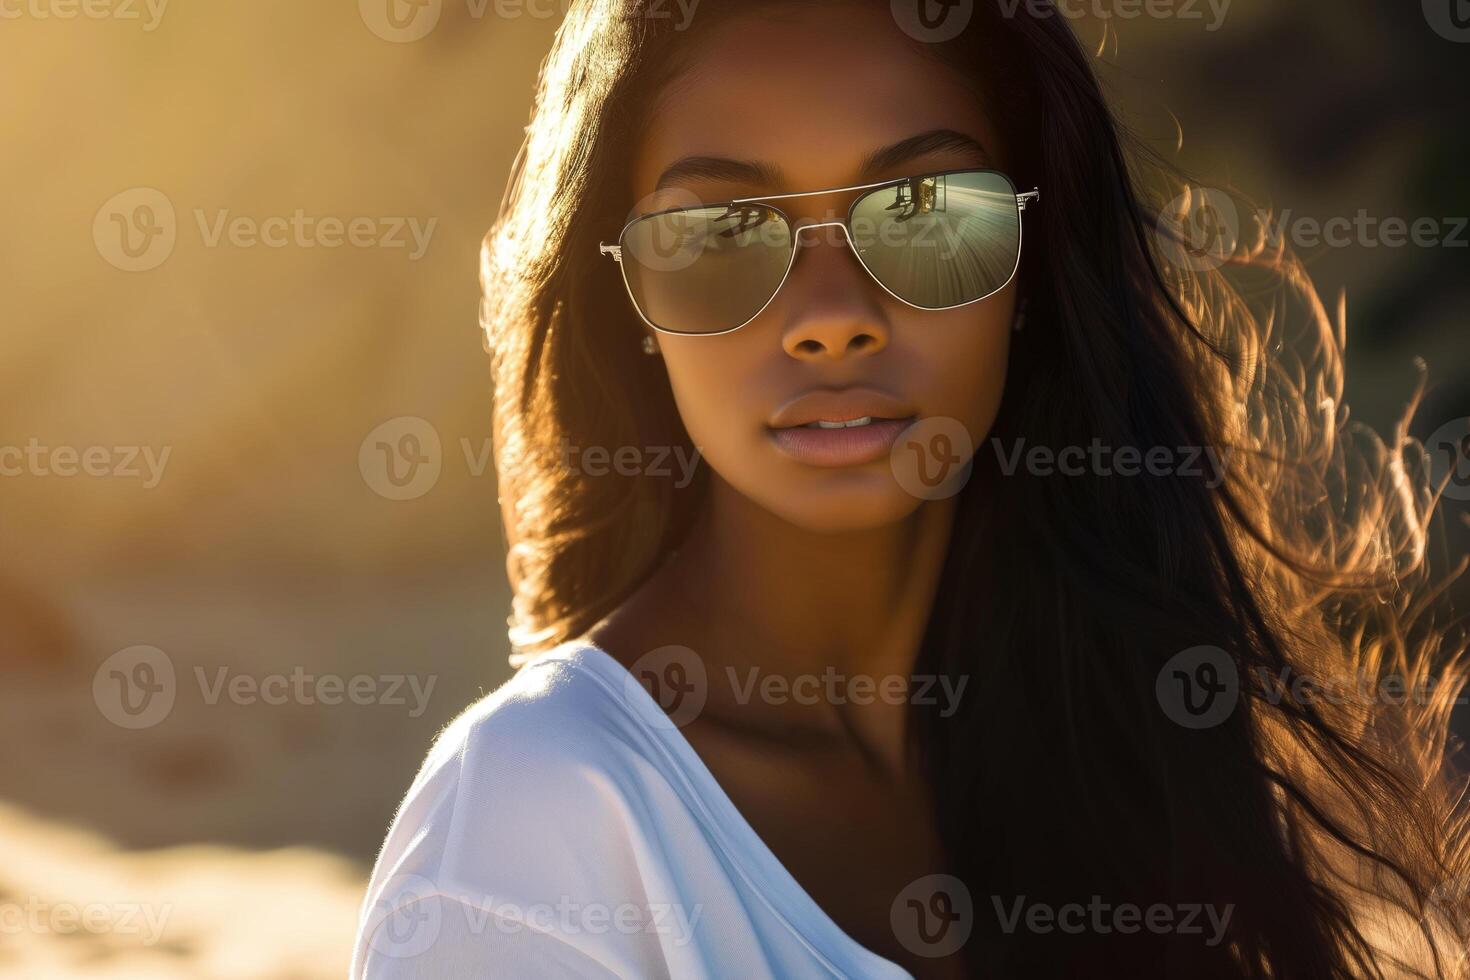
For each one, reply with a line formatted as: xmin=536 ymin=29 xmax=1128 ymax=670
xmin=350 ymin=680 xmax=678 ymax=980
xmin=358 ymin=893 xmax=622 ymax=979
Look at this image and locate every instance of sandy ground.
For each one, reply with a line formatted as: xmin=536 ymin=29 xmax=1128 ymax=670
xmin=0 ymin=567 xmax=516 ymax=978
xmin=0 ymin=801 xmax=363 ymax=979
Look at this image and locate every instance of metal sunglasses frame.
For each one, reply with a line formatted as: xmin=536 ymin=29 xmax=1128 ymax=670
xmin=598 ymin=167 xmax=1041 ymax=337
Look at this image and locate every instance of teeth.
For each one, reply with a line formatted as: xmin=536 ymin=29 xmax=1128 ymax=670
xmin=807 ymin=416 xmax=873 ymax=429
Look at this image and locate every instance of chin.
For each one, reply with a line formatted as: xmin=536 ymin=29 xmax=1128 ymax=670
xmin=750 ymin=471 xmax=926 ymax=534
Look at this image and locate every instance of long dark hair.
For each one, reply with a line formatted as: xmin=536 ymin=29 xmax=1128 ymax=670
xmin=481 ymin=2 xmax=1470 ymax=975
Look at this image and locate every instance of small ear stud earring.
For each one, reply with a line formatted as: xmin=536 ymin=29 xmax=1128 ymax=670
xmin=641 ymin=335 xmax=659 ymax=355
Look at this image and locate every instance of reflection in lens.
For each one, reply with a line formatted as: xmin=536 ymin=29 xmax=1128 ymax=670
xmin=620 ymin=204 xmax=792 ymax=335
xmin=849 ymin=171 xmax=1021 ymax=309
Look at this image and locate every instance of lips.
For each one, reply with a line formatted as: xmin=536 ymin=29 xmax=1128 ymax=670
xmin=767 ymin=387 xmax=917 ymax=467
xmin=768 ymin=387 xmax=916 ymax=429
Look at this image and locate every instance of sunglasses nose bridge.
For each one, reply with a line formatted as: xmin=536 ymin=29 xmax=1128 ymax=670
xmin=791 ymin=219 xmax=853 ymax=250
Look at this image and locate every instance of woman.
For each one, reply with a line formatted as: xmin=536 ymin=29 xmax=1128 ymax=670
xmin=353 ymin=1 xmax=1470 ymax=976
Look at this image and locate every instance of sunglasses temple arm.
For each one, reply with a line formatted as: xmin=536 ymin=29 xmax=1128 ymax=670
xmin=1017 ymin=189 xmax=1041 ymax=212
xmin=599 ymin=242 xmax=623 ymax=263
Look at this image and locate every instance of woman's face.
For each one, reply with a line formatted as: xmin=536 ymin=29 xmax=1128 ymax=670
xmin=631 ymin=5 xmax=1016 ymax=533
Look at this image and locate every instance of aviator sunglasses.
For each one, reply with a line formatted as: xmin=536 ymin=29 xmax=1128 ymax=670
xmin=599 ymin=168 xmax=1040 ymax=336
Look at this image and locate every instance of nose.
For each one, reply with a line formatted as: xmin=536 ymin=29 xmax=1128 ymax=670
xmin=779 ymin=221 xmax=890 ymax=361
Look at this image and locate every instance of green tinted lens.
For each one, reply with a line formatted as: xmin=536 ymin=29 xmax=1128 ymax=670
xmin=848 ymin=170 xmax=1021 ymax=309
xmin=619 ymin=204 xmax=793 ymax=335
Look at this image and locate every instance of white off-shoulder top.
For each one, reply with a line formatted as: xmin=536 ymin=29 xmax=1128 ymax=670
xmin=351 ymin=640 xmax=915 ymax=979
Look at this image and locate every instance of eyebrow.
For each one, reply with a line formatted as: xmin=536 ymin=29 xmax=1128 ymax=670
xmin=652 ymin=128 xmax=992 ymax=193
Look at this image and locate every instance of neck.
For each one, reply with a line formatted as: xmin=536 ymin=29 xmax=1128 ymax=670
xmin=658 ymin=475 xmax=956 ymax=773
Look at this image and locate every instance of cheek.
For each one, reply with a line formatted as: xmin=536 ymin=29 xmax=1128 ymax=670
xmin=899 ymin=297 xmax=1014 ymax=446
xmin=656 ymin=338 xmax=767 ymax=460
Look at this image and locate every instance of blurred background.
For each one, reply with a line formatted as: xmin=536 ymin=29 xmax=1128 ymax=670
xmin=1 ymin=0 xmax=1466 ymax=975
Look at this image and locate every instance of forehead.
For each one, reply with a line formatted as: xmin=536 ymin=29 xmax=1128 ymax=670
xmin=631 ymin=6 xmax=1005 ymax=199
